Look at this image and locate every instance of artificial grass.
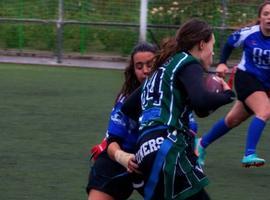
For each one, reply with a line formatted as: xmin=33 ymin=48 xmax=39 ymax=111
xmin=0 ymin=63 xmax=269 ymax=200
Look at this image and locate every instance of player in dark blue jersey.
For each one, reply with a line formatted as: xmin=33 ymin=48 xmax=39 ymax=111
xmin=86 ymin=42 xmax=157 ymax=200
xmin=122 ymin=19 xmax=235 ymax=200
xmin=196 ymin=1 xmax=270 ymax=168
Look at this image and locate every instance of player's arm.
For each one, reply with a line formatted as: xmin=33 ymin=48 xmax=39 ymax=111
xmin=106 ymin=105 xmax=140 ymax=173
xmin=121 ymin=87 xmax=142 ymax=121
xmin=178 ymin=63 xmax=235 ymax=117
xmin=217 ymin=26 xmax=247 ymax=78
xmin=107 ymin=139 xmax=139 ymax=173
xmin=217 ymin=42 xmax=235 ymax=77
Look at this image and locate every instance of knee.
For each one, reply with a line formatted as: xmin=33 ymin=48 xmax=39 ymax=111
xmin=256 ymin=109 xmax=270 ymax=121
xmin=225 ymin=114 xmax=243 ymax=128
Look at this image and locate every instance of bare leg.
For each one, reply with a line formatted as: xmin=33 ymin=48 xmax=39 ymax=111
xmin=225 ymin=100 xmax=250 ymax=128
xmin=245 ymin=91 xmax=270 ymax=121
xmin=88 ymin=189 xmax=114 ymax=200
xmin=241 ymin=91 xmax=270 ymax=167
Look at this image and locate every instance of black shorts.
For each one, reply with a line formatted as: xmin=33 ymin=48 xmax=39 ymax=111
xmin=86 ymin=151 xmax=136 ymax=200
xmin=235 ymin=69 xmax=267 ymax=102
xmin=235 ymin=69 xmax=267 ymax=113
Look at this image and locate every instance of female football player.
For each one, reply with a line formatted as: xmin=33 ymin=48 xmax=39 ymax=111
xmin=196 ymin=1 xmax=270 ymax=168
xmin=121 ymin=18 xmax=235 ymax=200
xmin=86 ymin=42 xmax=157 ymax=200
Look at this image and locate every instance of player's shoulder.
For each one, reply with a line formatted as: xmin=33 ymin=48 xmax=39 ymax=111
xmin=238 ymin=25 xmax=260 ymax=37
xmin=229 ymin=25 xmax=259 ymax=45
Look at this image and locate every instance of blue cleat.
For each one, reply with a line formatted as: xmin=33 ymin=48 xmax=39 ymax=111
xmin=194 ymin=138 xmax=206 ymax=166
xmin=241 ymin=154 xmax=265 ymax=168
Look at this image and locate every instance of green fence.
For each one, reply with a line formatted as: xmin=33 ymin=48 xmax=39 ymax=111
xmin=0 ymin=0 xmax=262 ymax=62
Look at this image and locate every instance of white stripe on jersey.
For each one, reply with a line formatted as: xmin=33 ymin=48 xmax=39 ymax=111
xmin=233 ymin=25 xmax=260 ymax=48
xmin=167 ymin=53 xmax=188 ymax=126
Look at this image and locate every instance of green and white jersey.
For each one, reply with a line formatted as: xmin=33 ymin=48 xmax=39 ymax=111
xmin=140 ymin=52 xmax=198 ymax=131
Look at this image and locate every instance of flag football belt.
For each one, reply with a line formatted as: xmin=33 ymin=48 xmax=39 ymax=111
xmin=144 ymin=129 xmax=178 ymax=200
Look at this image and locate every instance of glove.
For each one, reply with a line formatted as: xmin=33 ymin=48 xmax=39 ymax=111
xmin=90 ymin=138 xmax=107 ymax=161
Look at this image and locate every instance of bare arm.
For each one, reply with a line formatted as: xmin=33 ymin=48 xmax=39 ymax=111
xmin=217 ymin=42 xmax=235 ymax=77
xmin=107 ymin=141 xmax=140 ymax=173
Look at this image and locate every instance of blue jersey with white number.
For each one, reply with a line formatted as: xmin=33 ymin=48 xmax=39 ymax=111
xmin=107 ymin=95 xmax=139 ymax=153
xmin=227 ymin=25 xmax=270 ymax=88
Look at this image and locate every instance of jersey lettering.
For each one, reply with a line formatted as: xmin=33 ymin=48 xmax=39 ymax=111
xmin=135 ymin=136 xmax=164 ymax=164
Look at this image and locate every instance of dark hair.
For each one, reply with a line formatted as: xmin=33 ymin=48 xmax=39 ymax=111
xmin=258 ymin=1 xmax=270 ymax=18
xmin=116 ymin=42 xmax=158 ymax=101
xmin=153 ymin=19 xmax=213 ymax=70
xmin=254 ymin=1 xmax=270 ymax=24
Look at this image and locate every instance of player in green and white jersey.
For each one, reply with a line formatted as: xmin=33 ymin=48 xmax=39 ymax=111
xmin=122 ymin=19 xmax=235 ymax=200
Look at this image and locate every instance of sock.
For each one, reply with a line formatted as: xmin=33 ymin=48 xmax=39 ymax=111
xmin=189 ymin=120 xmax=198 ymax=135
xmin=245 ymin=116 xmax=266 ymax=156
xmin=189 ymin=112 xmax=198 ymax=135
xmin=201 ymin=118 xmax=231 ymax=148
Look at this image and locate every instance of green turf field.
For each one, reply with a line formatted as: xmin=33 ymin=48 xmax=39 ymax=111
xmin=0 ymin=63 xmax=269 ymax=200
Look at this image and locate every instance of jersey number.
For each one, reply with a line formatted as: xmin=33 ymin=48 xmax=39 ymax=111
xmin=142 ymin=67 xmax=165 ymax=107
xmin=253 ymin=48 xmax=270 ymax=66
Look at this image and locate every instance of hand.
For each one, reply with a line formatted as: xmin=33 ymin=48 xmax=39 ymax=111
xmin=127 ymin=156 xmax=141 ymax=174
xmin=115 ymin=150 xmax=141 ymax=173
xmin=216 ymin=63 xmax=229 ymax=78
xmin=214 ymin=76 xmax=231 ymax=91
xmin=213 ymin=76 xmax=231 ymax=91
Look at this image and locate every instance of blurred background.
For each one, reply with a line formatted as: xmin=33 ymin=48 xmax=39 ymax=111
xmin=0 ymin=0 xmax=262 ymax=65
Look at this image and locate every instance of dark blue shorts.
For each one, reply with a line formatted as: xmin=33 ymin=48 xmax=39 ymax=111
xmin=86 ymin=151 xmax=138 ymax=200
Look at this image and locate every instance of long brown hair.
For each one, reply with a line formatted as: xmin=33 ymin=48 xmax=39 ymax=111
xmin=116 ymin=42 xmax=158 ymax=102
xmin=153 ymin=18 xmax=213 ymax=70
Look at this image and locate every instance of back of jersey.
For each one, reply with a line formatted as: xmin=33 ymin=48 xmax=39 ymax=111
xmin=140 ymin=52 xmax=197 ymax=131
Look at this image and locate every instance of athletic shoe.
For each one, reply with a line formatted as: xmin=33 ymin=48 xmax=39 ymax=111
xmin=241 ymin=154 xmax=265 ymax=168
xmin=194 ymin=138 xmax=206 ymax=166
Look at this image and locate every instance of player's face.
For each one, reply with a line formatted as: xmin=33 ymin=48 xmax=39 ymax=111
xmin=259 ymin=4 xmax=270 ymax=35
xmin=200 ymin=33 xmax=215 ymax=70
xmin=134 ymin=51 xmax=155 ymax=83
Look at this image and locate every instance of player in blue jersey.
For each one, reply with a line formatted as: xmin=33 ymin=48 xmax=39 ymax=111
xmin=196 ymin=1 xmax=270 ymax=167
xmin=86 ymin=42 xmax=157 ymax=200
xmin=121 ymin=19 xmax=235 ymax=200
